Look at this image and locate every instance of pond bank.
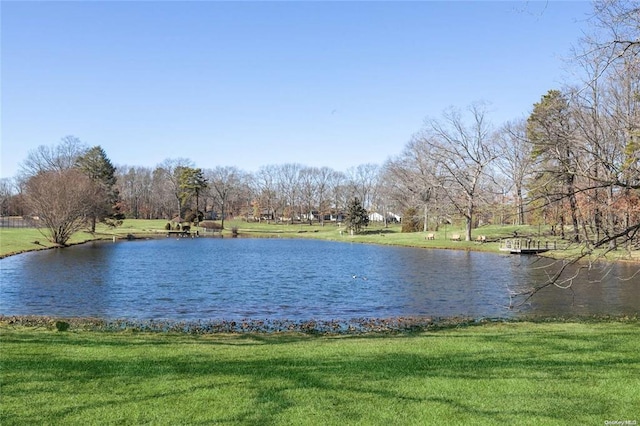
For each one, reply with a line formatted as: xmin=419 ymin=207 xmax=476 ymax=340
xmin=2 ymin=314 xmax=637 ymax=335
xmin=2 ymin=220 xmax=638 ymax=265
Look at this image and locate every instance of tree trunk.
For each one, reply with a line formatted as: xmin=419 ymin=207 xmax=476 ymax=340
xmin=608 ymin=185 xmax=617 ymax=250
xmin=465 ymin=196 xmax=473 ymax=241
xmin=423 ymin=205 xmax=428 ymax=232
xmin=567 ymin=175 xmax=580 ymax=242
xmin=516 ymin=185 xmax=525 ymax=226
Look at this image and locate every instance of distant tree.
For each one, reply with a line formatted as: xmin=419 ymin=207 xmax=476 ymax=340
xmin=156 ymin=158 xmax=195 ymax=218
xmin=328 ymin=170 xmax=348 ymax=221
xmin=277 ymin=163 xmax=303 ymax=224
xmin=383 ymin=136 xmax=444 ymax=232
xmin=346 ymin=163 xmax=380 ymax=209
xmin=178 ymin=167 xmax=208 ymax=225
xmin=252 ymin=165 xmax=280 ymax=224
xmin=494 ymin=119 xmax=534 ymax=225
xmin=419 ymin=102 xmax=497 ymax=241
xmin=299 ymin=166 xmax=318 ymax=224
xmin=205 ymin=166 xmax=243 ymax=229
xmin=24 ymin=169 xmax=98 ymax=245
xmin=0 ymin=178 xmax=21 ymax=216
xmin=401 ymin=207 xmax=422 ymax=233
xmin=527 ymin=89 xmax=580 ymax=242
xmin=116 ymin=166 xmax=153 ymax=219
xmin=315 ymin=167 xmax=339 ymax=226
xmin=345 ymin=198 xmax=369 ymax=235
xmin=76 ymin=146 xmax=123 ymax=232
xmin=19 ymin=136 xmax=88 ymax=178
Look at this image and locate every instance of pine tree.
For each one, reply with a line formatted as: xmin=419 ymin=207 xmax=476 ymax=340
xmin=178 ymin=167 xmax=208 ymax=224
xmin=527 ymin=90 xmax=580 ymax=242
xmin=76 ymin=146 xmax=123 ymax=231
xmin=345 ymin=198 xmax=369 ymax=235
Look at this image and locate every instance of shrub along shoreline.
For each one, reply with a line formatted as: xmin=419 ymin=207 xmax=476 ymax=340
xmin=1 ymin=313 xmax=638 ymax=335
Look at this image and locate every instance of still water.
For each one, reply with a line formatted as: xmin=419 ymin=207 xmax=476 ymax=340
xmin=1 ymin=238 xmax=638 ymax=321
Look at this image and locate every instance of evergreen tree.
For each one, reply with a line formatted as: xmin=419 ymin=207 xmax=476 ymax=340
xmin=527 ymin=90 xmax=580 ymax=242
xmin=76 ymin=146 xmax=123 ymax=232
xmin=345 ymin=198 xmax=369 ymax=234
xmin=178 ymin=167 xmax=208 ymax=224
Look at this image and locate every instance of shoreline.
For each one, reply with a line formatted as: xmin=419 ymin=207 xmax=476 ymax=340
xmin=1 ymin=314 xmax=638 ymax=335
xmin=2 ymin=229 xmax=639 ymax=265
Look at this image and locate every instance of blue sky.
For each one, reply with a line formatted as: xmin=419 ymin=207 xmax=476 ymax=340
xmin=1 ymin=1 xmax=593 ymax=179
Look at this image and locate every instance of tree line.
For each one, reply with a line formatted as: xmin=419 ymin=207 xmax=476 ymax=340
xmin=1 ymin=0 xmax=638 ymax=252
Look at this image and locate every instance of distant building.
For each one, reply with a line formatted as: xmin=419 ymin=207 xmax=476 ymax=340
xmin=368 ymin=212 xmax=401 ymax=223
xmin=369 ymin=212 xmax=384 ymax=222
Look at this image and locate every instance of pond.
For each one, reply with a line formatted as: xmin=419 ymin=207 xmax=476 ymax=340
xmin=0 ymin=238 xmax=638 ymax=321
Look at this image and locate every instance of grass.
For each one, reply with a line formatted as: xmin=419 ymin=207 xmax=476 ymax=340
xmin=0 ymin=219 xmax=554 ymax=258
xmin=2 ymin=222 xmax=638 ymax=423
xmin=1 ymin=321 xmax=639 ymax=425
xmin=0 ymin=228 xmax=104 ymax=257
xmin=2 ymin=219 xmax=638 ymax=262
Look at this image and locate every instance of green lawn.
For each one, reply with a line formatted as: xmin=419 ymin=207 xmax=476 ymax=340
xmin=1 ymin=321 xmax=639 ymax=425
xmin=2 ymin=219 xmax=638 ymax=262
xmin=0 ymin=227 xmax=101 ymax=257
xmin=0 ymin=219 xmax=553 ymax=258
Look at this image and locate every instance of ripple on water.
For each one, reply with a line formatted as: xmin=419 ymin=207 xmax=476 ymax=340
xmin=0 ymin=238 xmax=638 ymax=320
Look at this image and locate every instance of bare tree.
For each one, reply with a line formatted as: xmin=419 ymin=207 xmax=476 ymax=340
xmin=277 ymin=163 xmax=303 ymax=223
xmin=383 ymin=137 xmax=442 ymax=232
xmin=495 ymin=119 xmax=534 ymax=225
xmin=511 ymin=0 xmax=640 ymax=303
xmin=116 ymin=166 xmax=153 ymax=219
xmin=24 ymin=169 xmax=99 ymax=245
xmin=346 ymin=163 xmax=380 ymax=210
xmin=156 ymin=158 xmax=194 ymax=218
xmin=205 ymin=166 xmax=244 ymax=229
xmin=584 ymin=0 xmax=639 ymax=77
xmin=0 ymin=178 xmax=21 ymax=217
xmin=329 ymin=170 xmax=348 ymax=220
xmin=299 ymin=167 xmax=318 ymax=224
xmin=566 ymin=0 xmax=640 ymax=247
xmin=419 ymin=103 xmax=498 ymax=241
xmin=252 ymin=165 xmax=280 ymax=223
xmin=314 ymin=167 xmax=338 ymax=226
xmin=19 ymin=136 xmax=88 ymax=179
xmin=150 ymin=166 xmax=176 ymax=219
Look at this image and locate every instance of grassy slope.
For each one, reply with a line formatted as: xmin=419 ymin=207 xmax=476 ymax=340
xmin=1 ymin=321 xmax=639 ymax=425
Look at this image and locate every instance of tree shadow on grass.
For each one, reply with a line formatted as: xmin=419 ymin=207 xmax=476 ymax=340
xmin=2 ymin=325 xmax=639 ymax=424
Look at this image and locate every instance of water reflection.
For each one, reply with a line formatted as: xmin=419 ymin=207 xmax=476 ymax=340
xmin=0 ymin=238 xmax=638 ymax=320
xmin=512 ymin=257 xmax=640 ymax=316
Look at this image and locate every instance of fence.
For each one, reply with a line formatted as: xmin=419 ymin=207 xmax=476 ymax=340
xmin=0 ymin=216 xmax=39 ymax=228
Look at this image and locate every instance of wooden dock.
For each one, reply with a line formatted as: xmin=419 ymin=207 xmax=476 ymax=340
xmin=499 ymin=238 xmax=557 ymax=254
xmin=166 ymin=230 xmax=198 ymax=238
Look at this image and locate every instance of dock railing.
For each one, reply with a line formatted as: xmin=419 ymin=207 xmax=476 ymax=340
xmin=499 ymin=238 xmax=558 ymax=253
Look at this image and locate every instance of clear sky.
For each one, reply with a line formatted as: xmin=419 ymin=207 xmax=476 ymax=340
xmin=1 ymin=1 xmax=593 ymax=179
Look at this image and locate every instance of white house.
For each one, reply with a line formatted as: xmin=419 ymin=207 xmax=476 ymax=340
xmin=369 ymin=212 xmax=385 ymax=222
